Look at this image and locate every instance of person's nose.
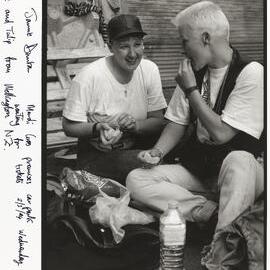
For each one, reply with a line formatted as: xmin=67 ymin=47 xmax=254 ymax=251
xmin=128 ymin=46 xmax=137 ymax=58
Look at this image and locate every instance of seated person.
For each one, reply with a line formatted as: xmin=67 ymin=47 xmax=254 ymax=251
xmin=62 ymin=14 xmax=167 ymax=184
xmin=126 ymin=1 xmax=264 ymax=232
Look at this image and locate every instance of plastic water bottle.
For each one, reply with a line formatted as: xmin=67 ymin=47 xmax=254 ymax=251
xmin=159 ymin=201 xmax=186 ymax=270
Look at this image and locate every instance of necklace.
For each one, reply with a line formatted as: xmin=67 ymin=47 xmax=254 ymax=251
xmin=123 ymin=81 xmax=131 ymax=97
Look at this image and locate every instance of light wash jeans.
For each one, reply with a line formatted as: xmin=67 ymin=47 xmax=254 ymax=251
xmin=126 ymin=151 xmax=264 ymax=230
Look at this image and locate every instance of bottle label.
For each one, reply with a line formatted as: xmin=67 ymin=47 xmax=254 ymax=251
xmin=160 ymin=226 xmax=185 ymax=246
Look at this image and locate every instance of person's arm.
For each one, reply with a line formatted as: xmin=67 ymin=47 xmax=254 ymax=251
xmin=118 ymin=109 xmax=165 ymax=136
xmin=176 ymin=59 xmax=238 ymax=144
xmin=187 ymin=91 xmax=238 ymax=144
xmin=62 ymin=117 xmax=95 ymax=138
xmin=153 ymin=121 xmax=186 ymax=156
xmin=137 ymin=109 xmax=166 ymax=135
xmin=137 ymin=121 xmax=186 ymax=165
xmin=62 ymin=117 xmax=122 ymax=145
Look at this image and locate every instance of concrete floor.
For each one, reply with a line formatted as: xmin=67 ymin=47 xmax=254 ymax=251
xmin=46 ymin=152 xmax=212 ymax=270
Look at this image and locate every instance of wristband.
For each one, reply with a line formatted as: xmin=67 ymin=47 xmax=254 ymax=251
xmin=92 ymin=122 xmax=99 ymax=137
xmin=152 ymin=148 xmax=164 ymax=158
xmin=183 ymin=85 xmax=199 ymax=97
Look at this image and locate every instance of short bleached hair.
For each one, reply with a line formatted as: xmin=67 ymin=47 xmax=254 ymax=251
xmin=172 ymin=1 xmax=230 ymax=40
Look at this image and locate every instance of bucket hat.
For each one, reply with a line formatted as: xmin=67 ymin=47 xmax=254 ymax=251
xmin=108 ymin=14 xmax=147 ymax=41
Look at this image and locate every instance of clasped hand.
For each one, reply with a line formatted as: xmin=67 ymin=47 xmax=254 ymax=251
xmin=117 ymin=113 xmax=137 ymax=132
xmin=175 ymin=58 xmax=197 ymax=91
xmin=97 ymin=122 xmax=122 ymax=146
xmin=95 ymin=112 xmax=137 ymax=146
xmin=138 ymin=148 xmax=163 ymax=169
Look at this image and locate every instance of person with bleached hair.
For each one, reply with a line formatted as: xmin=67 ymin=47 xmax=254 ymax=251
xmin=126 ymin=1 xmax=264 ymax=232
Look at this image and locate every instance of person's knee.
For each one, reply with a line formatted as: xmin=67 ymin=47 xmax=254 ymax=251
xmin=218 ymin=150 xmax=256 ymax=187
xmin=126 ymin=169 xmax=145 ymax=194
xmin=223 ymin=150 xmax=253 ymax=167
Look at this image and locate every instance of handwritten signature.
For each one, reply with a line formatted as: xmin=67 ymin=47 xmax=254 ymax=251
xmin=24 ymin=43 xmax=38 ymax=73
xmin=24 ymin=8 xmax=37 ymax=37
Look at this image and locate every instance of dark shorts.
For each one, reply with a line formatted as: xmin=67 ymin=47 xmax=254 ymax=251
xmin=76 ymin=135 xmax=159 ymax=185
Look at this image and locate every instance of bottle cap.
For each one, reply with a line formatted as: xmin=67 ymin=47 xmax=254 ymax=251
xmin=168 ymin=200 xmax=179 ymax=209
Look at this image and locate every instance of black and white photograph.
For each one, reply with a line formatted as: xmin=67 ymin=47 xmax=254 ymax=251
xmin=1 ymin=0 xmax=42 ymax=269
xmin=45 ymin=0 xmax=265 ymax=270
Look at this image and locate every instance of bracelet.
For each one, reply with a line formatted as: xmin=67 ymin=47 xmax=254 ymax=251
xmin=152 ymin=148 xmax=164 ymax=158
xmin=92 ymin=122 xmax=99 ymax=138
xmin=183 ymin=85 xmax=199 ymax=97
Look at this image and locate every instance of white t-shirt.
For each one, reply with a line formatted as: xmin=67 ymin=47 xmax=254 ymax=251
xmin=63 ymin=57 xmax=167 ymax=150
xmin=165 ymin=61 xmax=264 ymax=143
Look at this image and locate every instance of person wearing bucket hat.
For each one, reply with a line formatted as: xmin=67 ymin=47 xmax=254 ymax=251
xmin=62 ymin=14 xmax=167 ymax=184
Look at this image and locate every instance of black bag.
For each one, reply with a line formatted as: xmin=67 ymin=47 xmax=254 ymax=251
xmin=46 ymin=174 xmax=160 ymax=270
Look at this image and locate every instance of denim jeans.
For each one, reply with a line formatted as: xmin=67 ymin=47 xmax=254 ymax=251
xmin=126 ymin=151 xmax=264 ymax=230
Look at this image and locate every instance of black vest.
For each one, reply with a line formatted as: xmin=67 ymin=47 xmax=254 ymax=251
xmin=175 ymin=48 xmax=264 ymax=178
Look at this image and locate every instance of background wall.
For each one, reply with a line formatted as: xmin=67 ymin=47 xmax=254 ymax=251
xmin=126 ymin=0 xmax=264 ymax=90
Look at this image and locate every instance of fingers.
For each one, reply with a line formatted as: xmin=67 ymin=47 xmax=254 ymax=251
xmin=99 ymin=122 xmax=111 ymax=131
xmin=178 ymin=58 xmax=192 ymax=73
xmin=137 ymin=150 xmax=147 ymax=162
xmin=182 ymin=58 xmax=188 ymax=71
xmin=118 ymin=113 xmax=129 ymax=123
xmin=118 ymin=114 xmax=136 ymax=130
xmin=175 ymin=58 xmax=196 ymax=90
xmin=176 ymin=59 xmax=185 ymax=86
xmin=137 ymin=150 xmax=161 ymax=169
xmin=186 ymin=58 xmax=193 ymax=72
xmin=125 ymin=119 xmax=136 ymax=131
xmin=100 ymin=129 xmax=112 ymax=145
xmin=110 ymin=131 xmax=123 ymax=144
xmin=149 ymin=148 xmax=163 ymax=158
xmin=178 ymin=60 xmax=183 ymax=74
xmin=100 ymin=127 xmax=123 ymax=146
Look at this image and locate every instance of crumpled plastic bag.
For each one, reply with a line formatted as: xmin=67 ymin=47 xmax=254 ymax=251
xmin=89 ymin=193 xmax=154 ymax=244
xmin=60 ymin=167 xmax=128 ymax=205
xmin=59 ymin=167 xmax=154 ymax=243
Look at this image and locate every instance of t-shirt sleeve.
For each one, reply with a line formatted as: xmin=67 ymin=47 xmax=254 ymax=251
xmin=145 ymin=62 xmax=167 ymax=112
xmin=221 ymin=62 xmax=264 ymax=139
xmin=62 ymin=76 xmax=89 ymax=122
xmin=165 ymin=85 xmax=190 ymax=125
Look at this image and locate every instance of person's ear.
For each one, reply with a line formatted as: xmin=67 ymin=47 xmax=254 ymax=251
xmin=202 ymin=32 xmax=210 ymax=46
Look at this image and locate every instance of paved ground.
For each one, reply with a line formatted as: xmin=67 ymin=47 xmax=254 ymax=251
xmin=46 ymin=152 xmax=212 ymax=270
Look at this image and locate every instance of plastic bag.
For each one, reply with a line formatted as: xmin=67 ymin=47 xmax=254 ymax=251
xmin=89 ymin=196 xmax=154 ymax=243
xmin=59 ymin=167 xmax=128 ymax=205
xmin=59 ymin=167 xmax=154 ymax=243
